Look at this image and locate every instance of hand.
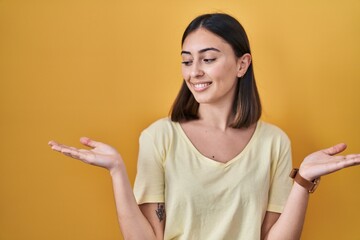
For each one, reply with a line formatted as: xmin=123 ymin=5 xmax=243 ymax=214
xmin=299 ymin=143 xmax=360 ymax=181
xmin=48 ymin=137 xmax=123 ymax=172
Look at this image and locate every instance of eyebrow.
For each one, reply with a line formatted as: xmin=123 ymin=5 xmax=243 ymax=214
xmin=181 ymin=47 xmax=220 ymax=55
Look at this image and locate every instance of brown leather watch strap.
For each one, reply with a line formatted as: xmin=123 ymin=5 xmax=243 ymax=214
xmin=289 ymin=168 xmax=320 ymax=193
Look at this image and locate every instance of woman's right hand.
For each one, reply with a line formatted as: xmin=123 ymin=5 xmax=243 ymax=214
xmin=49 ymin=139 xmax=161 ymax=239
xmin=48 ymin=137 xmax=123 ymax=172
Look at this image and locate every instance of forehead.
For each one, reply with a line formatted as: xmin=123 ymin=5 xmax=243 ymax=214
xmin=182 ymin=28 xmax=231 ymax=52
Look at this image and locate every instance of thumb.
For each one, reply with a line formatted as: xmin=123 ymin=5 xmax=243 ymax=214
xmin=80 ymin=137 xmax=100 ymax=148
xmin=322 ymin=143 xmax=347 ymax=155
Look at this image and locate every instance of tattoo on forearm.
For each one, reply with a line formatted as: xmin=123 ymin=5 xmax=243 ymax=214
xmin=155 ymin=203 xmax=165 ymax=222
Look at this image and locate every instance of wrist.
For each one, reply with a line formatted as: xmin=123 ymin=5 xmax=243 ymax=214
xmin=290 ymin=168 xmax=321 ymax=193
xmin=298 ymin=168 xmax=315 ymax=182
xmin=293 ymin=181 xmax=311 ymax=195
xmin=109 ymin=162 xmax=126 ymax=177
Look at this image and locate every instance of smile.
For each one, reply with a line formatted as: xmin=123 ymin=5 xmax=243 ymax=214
xmin=192 ymin=82 xmax=212 ymax=91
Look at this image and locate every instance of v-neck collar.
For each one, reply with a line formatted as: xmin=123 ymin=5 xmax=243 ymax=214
xmin=175 ymin=121 xmax=261 ymax=167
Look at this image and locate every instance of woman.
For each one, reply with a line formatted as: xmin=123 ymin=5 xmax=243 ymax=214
xmin=48 ymin=13 xmax=360 ymax=240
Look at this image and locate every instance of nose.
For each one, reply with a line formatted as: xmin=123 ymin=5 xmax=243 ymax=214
xmin=190 ymin=61 xmax=204 ymax=78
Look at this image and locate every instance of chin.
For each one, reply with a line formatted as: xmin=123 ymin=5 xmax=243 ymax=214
xmin=192 ymin=96 xmax=213 ymax=104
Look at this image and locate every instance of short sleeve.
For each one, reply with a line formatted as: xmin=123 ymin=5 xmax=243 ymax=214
xmin=133 ymin=131 xmax=165 ymax=204
xmin=267 ymin=133 xmax=293 ymax=213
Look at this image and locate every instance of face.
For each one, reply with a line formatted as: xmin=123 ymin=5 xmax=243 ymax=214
xmin=181 ymin=28 xmax=247 ymax=106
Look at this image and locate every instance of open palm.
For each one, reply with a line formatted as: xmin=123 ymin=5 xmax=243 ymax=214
xmin=299 ymin=143 xmax=360 ymax=181
xmin=48 ymin=137 xmax=122 ymax=171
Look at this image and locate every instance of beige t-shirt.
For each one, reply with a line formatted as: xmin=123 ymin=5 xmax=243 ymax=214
xmin=134 ymin=118 xmax=292 ymax=240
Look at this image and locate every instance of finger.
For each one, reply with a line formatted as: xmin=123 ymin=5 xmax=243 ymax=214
xmin=337 ymin=155 xmax=360 ymax=168
xmin=345 ymin=154 xmax=360 ymax=164
xmin=60 ymin=148 xmax=84 ymax=160
xmin=345 ymin=154 xmax=360 ymax=159
xmin=50 ymin=143 xmax=63 ymax=152
xmin=60 ymin=147 xmax=76 ymax=156
xmin=48 ymin=140 xmax=71 ymax=149
xmin=49 ymin=141 xmax=93 ymax=163
xmin=51 ymin=142 xmax=80 ymax=154
xmin=322 ymin=143 xmax=347 ymax=156
xmin=80 ymin=137 xmax=101 ymax=148
xmin=48 ymin=140 xmax=60 ymax=147
xmin=63 ymin=151 xmax=75 ymax=158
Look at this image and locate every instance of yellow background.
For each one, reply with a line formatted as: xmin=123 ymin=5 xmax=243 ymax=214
xmin=1 ymin=0 xmax=359 ymax=239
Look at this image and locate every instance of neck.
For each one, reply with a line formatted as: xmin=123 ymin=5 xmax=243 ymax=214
xmin=197 ymin=102 xmax=233 ymax=131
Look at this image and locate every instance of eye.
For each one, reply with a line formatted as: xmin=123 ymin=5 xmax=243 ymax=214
xmin=181 ymin=60 xmax=192 ymax=66
xmin=203 ymin=58 xmax=216 ymax=64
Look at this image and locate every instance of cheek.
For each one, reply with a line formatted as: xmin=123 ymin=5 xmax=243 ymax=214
xmin=214 ymin=62 xmax=238 ymax=80
xmin=208 ymin=64 xmax=235 ymax=80
xmin=181 ymin=68 xmax=190 ymax=81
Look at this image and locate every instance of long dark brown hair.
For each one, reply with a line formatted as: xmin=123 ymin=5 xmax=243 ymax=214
xmin=170 ymin=13 xmax=262 ymax=128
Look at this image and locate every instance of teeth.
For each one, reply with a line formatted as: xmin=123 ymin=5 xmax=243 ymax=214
xmin=194 ymin=83 xmax=210 ymax=88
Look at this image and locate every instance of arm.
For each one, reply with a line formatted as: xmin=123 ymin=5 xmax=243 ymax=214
xmin=261 ymin=185 xmax=309 ymax=240
xmin=262 ymin=143 xmax=360 ymax=240
xmin=139 ymin=203 xmax=166 ymax=238
xmin=48 ymin=137 xmax=163 ymax=240
xmin=261 ymin=211 xmax=280 ymax=239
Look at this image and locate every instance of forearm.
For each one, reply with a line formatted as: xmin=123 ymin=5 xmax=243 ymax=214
xmin=265 ymin=183 xmax=309 ymax=240
xmin=109 ymin=164 xmax=157 ymax=240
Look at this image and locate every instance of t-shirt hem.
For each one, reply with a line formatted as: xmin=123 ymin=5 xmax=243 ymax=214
xmin=135 ymin=195 xmax=165 ymax=205
xmin=267 ymin=204 xmax=285 ymax=213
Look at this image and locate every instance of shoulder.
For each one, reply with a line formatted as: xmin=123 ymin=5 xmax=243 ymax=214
xmin=139 ymin=118 xmax=178 ymax=160
xmin=255 ymin=121 xmax=292 ymax=168
xmin=142 ymin=117 xmax=177 ymax=136
xmin=257 ymin=121 xmax=290 ymax=142
xmin=140 ymin=117 xmax=178 ymax=147
xmin=255 ymin=121 xmax=291 ymax=152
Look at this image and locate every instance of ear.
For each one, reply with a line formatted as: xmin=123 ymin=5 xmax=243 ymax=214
xmin=236 ymin=53 xmax=252 ymax=78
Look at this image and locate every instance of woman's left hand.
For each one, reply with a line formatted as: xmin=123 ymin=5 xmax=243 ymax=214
xmin=299 ymin=143 xmax=360 ymax=181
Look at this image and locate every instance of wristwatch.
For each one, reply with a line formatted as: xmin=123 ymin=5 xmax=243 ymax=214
xmin=289 ymin=168 xmax=321 ymax=193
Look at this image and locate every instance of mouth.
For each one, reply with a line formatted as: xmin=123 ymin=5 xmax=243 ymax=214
xmin=192 ymin=82 xmax=212 ymax=91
